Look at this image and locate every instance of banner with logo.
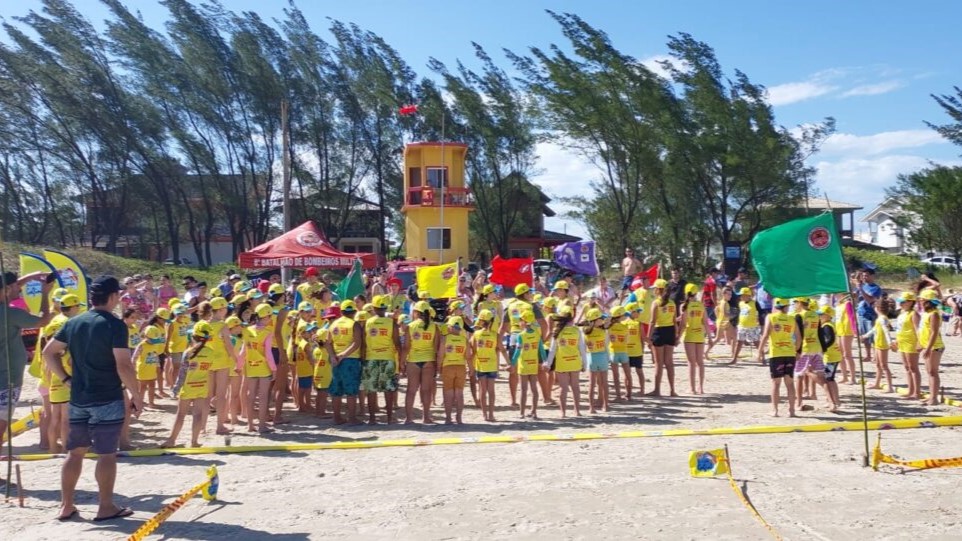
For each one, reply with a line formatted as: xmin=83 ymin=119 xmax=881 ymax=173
xmin=553 ymin=241 xmax=599 ymax=276
xmin=18 ymin=252 xmax=61 ymax=315
xmin=489 ymin=256 xmax=533 ymax=289
xmin=42 ymin=249 xmax=88 ymax=312
xmin=415 ymin=262 xmax=459 ymax=299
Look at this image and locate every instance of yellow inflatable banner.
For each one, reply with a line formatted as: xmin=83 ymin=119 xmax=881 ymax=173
xmin=42 ymin=249 xmax=87 ymax=312
xmin=18 ymin=253 xmax=59 ymax=315
xmin=872 ymin=435 xmax=962 ymax=471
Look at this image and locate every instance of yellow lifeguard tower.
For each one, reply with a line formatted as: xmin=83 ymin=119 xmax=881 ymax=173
xmin=401 ymin=142 xmax=473 ymax=263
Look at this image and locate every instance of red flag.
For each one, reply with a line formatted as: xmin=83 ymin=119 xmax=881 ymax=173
xmin=490 ymin=256 xmax=533 ymax=289
xmin=399 ymin=104 xmax=419 ymax=115
xmin=633 ymin=263 xmax=659 ymax=289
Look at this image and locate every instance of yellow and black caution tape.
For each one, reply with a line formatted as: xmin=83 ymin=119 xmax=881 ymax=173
xmin=127 ymin=465 xmax=219 ymax=541
xmin=872 ymin=434 xmax=962 ymax=471
xmin=4 ymin=410 xmax=40 ymax=441
xmin=3 ymin=415 xmax=960 ymax=462
xmin=721 ymin=448 xmax=782 ymax=541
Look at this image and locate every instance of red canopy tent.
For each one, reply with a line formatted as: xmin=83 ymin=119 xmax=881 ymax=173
xmin=238 ymin=220 xmax=377 ymax=270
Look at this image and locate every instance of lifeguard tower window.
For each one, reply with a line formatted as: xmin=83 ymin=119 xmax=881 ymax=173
xmin=427 ymin=167 xmax=448 ymax=188
xmin=427 ymin=227 xmax=451 ymax=250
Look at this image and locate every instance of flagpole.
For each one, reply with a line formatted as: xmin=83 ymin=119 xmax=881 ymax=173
xmin=828 ymin=209 xmax=871 ymax=467
xmin=439 ymin=111 xmax=445 ymax=265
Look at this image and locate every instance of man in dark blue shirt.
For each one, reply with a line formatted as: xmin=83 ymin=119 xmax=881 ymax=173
xmin=44 ymin=275 xmax=141 ymax=522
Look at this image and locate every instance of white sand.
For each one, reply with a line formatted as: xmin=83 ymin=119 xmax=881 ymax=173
xmin=2 ymin=337 xmax=961 ymax=540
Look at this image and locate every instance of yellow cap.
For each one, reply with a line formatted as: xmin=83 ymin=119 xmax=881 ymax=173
xmin=514 ymin=283 xmax=530 ymax=296
xmin=355 ymin=310 xmax=370 ymax=322
xmin=482 ymin=284 xmax=495 ymax=295
xmin=414 ymin=300 xmax=432 ymax=314
xmin=585 ymin=308 xmax=603 ymax=322
xmin=255 ymin=303 xmax=273 ymax=318
xmin=449 ymin=299 xmax=465 ymax=311
xmin=233 ymin=281 xmax=253 ymax=293
xmin=477 ymin=309 xmax=495 ymax=322
xmin=168 ymin=298 xmax=184 ymax=309
xmin=231 ymin=294 xmax=248 ymax=305
xmin=521 ymin=310 xmax=536 ymax=323
xmin=552 ymin=280 xmax=569 ymax=291
xmin=210 ymin=297 xmax=228 ymax=310
xmin=340 ymin=300 xmax=357 ymax=312
xmin=210 ymin=288 xmax=224 ymax=298
xmin=144 ymin=325 xmax=164 ymax=340
xmin=897 ymin=291 xmax=917 ymax=303
xmin=684 ymin=283 xmax=699 ymax=296
xmin=298 ymin=301 xmax=314 ymax=312
xmin=192 ymin=321 xmax=213 ymax=339
xmin=792 ymin=297 xmax=809 ymax=304
xmin=447 ymin=316 xmax=464 ymax=328
xmin=919 ymin=289 xmax=940 ymax=301
xmin=372 ymin=296 xmax=389 ymax=309
xmin=543 ymin=297 xmax=559 ymax=309
xmin=417 ymin=290 xmax=430 ymax=300
xmin=155 ymin=307 xmax=172 ymax=320
xmin=556 ymin=306 xmax=574 ymax=318
xmin=816 ymin=305 xmax=835 ymax=318
xmin=624 ymin=302 xmax=640 ymax=312
xmin=59 ymin=294 xmax=85 ymax=309
xmin=610 ymin=306 xmax=626 ymax=318
xmin=225 ymin=316 xmax=243 ymax=328
xmin=51 ymin=288 xmax=70 ymax=302
xmin=653 ymin=279 xmax=668 ymax=289
xmin=773 ymin=297 xmax=789 ymax=308
xmin=738 ymin=287 xmax=753 ymax=296
xmin=268 ymin=283 xmax=285 ymax=296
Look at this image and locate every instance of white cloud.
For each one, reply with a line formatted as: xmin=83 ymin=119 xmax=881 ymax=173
xmin=840 ymin=80 xmax=902 ymax=97
xmin=640 ymin=54 xmax=675 ymax=79
xmin=767 ymin=80 xmax=837 ymax=106
xmin=820 ymin=130 xmax=947 ymax=157
xmin=532 ymin=140 xmax=599 ymax=240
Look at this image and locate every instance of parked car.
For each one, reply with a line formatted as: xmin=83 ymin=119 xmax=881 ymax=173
xmin=921 ymin=256 xmax=959 ymax=270
xmin=533 ymin=259 xmax=561 ymax=276
xmin=163 ymin=257 xmax=192 ymax=266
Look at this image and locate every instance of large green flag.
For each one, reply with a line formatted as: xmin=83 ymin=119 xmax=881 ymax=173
xmin=333 ymin=259 xmax=364 ymax=301
xmin=749 ymin=213 xmax=849 ymax=298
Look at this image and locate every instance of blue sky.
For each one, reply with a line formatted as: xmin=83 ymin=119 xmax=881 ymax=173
xmin=25 ymin=0 xmax=962 ymax=240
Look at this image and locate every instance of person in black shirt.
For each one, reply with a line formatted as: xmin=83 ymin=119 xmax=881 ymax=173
xmin=44 ymin=275 xmax=141 ymax=522
xmin=667 ymin=268 xmax=688 ymax=307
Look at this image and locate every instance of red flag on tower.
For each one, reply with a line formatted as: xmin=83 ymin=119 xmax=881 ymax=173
xmin=399 ymin=104 xmax=419 ymax=115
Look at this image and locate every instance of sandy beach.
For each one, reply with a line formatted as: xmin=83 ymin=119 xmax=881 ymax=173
xmin=2 ymin=337 xmax=961 ymax=540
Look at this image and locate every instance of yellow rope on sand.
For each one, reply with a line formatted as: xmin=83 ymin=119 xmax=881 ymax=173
xmin=127 ymin=465 xmax=218 ymax=541
xmin=721 ymin=447 xmax=783 ymax=541
xmin=872 ymin=434 xmax=962 ymax=471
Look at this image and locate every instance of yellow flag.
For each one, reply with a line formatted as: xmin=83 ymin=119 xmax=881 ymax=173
xmin=18 ymin=252 xmax=57 ymax=315
xmin=416 ymin=262 xmax=458 ymax=299
xmin=689 ymin=449 xmax=729 ymax=477
xmin=43 ymin=249 xmax=88 ymax=313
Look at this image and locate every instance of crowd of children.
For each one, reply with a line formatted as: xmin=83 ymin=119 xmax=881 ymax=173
xmin=27 ymin=264 xmax=956 ymax=449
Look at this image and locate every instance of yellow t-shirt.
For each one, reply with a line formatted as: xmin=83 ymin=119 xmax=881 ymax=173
xmin=625 ymin=318 xmax=644 ymax=357
xmin=330 ymin=317 xmax=357 ymax=357
xmin=516 ymin=329 xmax=541 ymax=376
xmin=294 ymin=338 xmax=314 ymax=377
xmin=44 ymin=315 xmax=72 ymax=402
xmin=738 ymin=301 xmax=759 ymax=329
xmin=365 ymin=316 xmax=396 ymax=363
xmin=584 ymin=326 xmax=607 ymax=354
xmin=243 ymin=326 xmax=274 ymax=378
xmin=477 ymin=300 xmax=502 ymax=331
xmin=919 ymin=309 xmax=944 ymax=350
xmin=835 ymin=300 xmax=854 ymax=337
xmin=682 ymin=301 xmax=706 ymax=343
xmin=767 ymin=312 xmax=797 ymax=358
xmin=312 ymin=342 xmax=332 ymax=390
xmin=179 ymin=346 xmax=214 ymax=400
xmin=506 ymin=299 xmax=533 ymax=333
xmin=895 ymin=312 xmax=919 ymax=354
xmin=472 ymin=329 xmax=499 ymax=372
xmin=608 ymin=321 xmax=628 ymax=354
xmin=128 ymin=323 xmax=142 ymax=349
xmin=136 ymin=326 xmax=165 ymax=381
xmin=799 ymin=311 xmax=821 ymax=355
xmin=408 ymin=319 xmax=438 ymax=363
xmin=207 ymin=320 xmax=231 ymax=371
xmin=654 ymin=299 xmax=677 ymax=328
xmin=822 ymin=322 xmax=842 ymax=363
xmin=169 ymin=315 xmax=190 ymax=354
xmin=442 ymin=332 xmax=468 ymax=367
xmin=872 ymin=316 xmax=891 ymax=350
xmin=553 ymin=326 xmax=583 ymax=373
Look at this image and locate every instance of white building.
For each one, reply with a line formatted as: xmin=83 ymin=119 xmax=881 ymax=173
xmin=860 ymin=197 xmax=918 ymax=253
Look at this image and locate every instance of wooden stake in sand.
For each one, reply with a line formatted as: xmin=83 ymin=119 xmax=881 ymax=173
xmin=15 ymin=464 xmax=22 ymax=507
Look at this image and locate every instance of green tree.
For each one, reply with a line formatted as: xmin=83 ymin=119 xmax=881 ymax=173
xmin=887 ymin=166 xmax=962 ymax=271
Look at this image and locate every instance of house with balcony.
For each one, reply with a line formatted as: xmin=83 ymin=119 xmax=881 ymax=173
xmin=860 ymin=196 xmax=918 ymax=253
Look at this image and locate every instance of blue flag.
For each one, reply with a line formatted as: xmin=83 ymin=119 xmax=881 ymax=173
xmin=553 ymin=241 xmax=599 ymax=276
